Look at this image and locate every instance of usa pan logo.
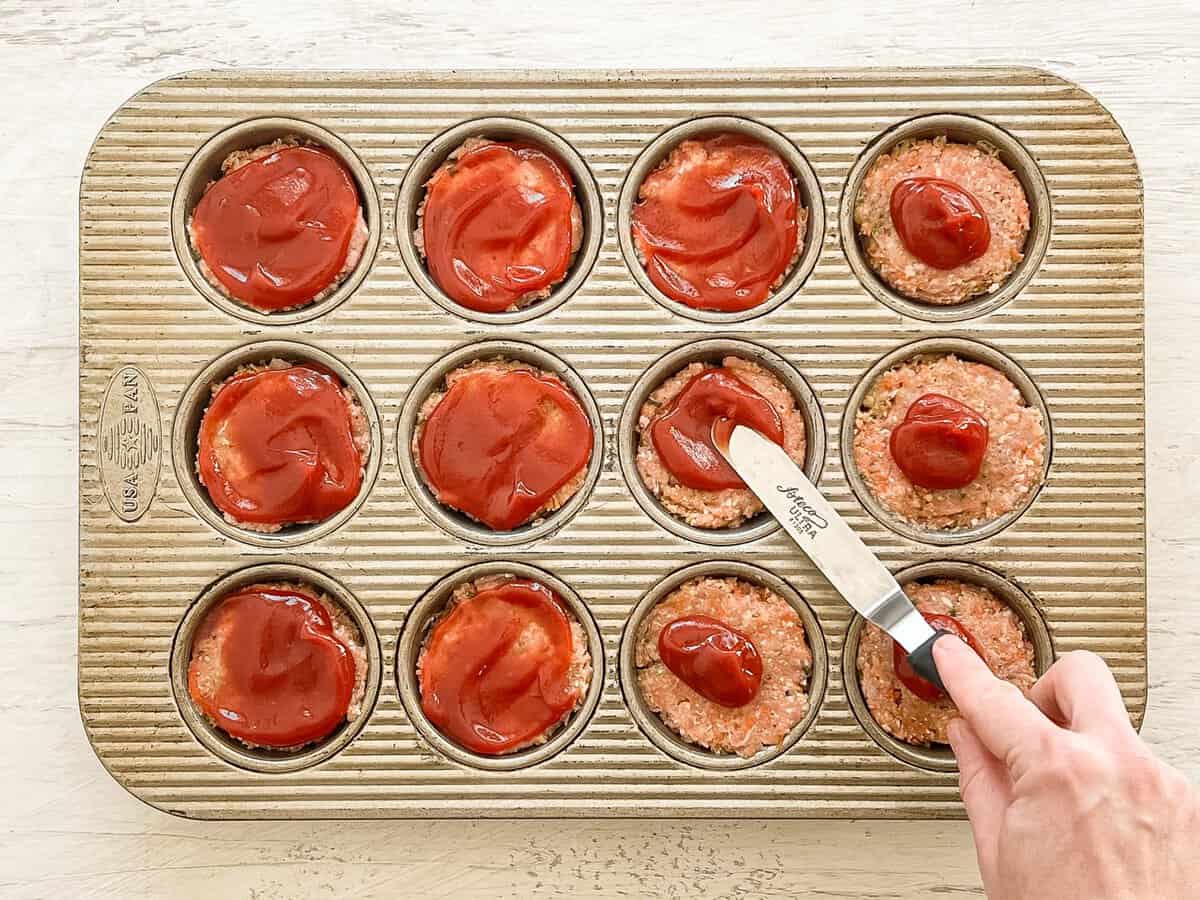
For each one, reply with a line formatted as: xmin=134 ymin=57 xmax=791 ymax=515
xmin=97 ymin=365 xmax=161 ymax=522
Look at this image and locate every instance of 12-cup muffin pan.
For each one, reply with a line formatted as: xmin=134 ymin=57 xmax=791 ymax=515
xmin=79 ymin=68 xmax=1146 ymax=819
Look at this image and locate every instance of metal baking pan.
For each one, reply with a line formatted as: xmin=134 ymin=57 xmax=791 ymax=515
xmin=79 ymin=67 xmax=1145 ymax=819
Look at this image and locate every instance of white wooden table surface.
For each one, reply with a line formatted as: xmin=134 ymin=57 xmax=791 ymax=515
xmin=2 ymin=1 xmax=1197 ymax=897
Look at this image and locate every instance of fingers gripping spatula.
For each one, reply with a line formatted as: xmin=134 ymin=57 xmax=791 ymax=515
xmin=716 ymin=424 xmax=950 ymax=689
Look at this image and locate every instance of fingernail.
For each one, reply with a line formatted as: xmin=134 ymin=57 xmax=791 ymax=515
xmin=933 ymin=633 xmax=962 ymax=661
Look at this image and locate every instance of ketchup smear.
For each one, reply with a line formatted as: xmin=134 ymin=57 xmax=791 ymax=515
xmin=421 ymin=141 xmax=578 ymax=312
xmin=419 ymin=579 xmax=582 ymax=755
xmin=187 ymin=586 xmax=357 ymax=747
xmin=197 ymin=365 xmax=364 ymax=526
xmin=892 ymin=612 xmax=987 ymax=702
xmin=650 ymin=367 xmax=785 ymax=491
xmin=889 ymin=393 xmax=989 ymax=490
xmin=889 ymin=177 xmax=991 ymax=270
xmin=658 ymin=615 xmax=763 ymax=707
xmin=631 ymin=133 xmax=799 ymax=312
xmin=191 ymin=145 xmax=361 ymax=310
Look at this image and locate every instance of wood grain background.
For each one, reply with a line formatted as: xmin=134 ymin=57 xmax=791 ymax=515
xmin=2 ymin=1 xmax=1197 ymax=897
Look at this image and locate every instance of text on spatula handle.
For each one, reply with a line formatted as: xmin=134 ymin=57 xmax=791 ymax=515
xmin=776 ymin=486 xmax=829 ymax=539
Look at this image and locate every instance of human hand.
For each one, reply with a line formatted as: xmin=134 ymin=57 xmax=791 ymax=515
xmin=933 ymin=639 xmax=1200 ymax=900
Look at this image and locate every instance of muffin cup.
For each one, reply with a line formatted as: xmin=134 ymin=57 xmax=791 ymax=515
xmin=395 ymin=117 xmax=604 ymax=325
xmin=617 ymin=115 xmax=825 ymax=325
xmin=169 ymin=563 xmax=383 ymax=774
xmin=619 ymin=338 xmax=826 ymax=546
xmin=170 ymin=116 xmax=382 ymax=326
xmin=842 ymin=560 xmax=1054 ymax=772
xmin=171 ymin=340 xmax=383 ymax=548
xmin=619 ymin=560 xmax=828 ymax=771
xmin=841 ymin=336 xmax=1053 ymax=546
xmin=395 ymin=561 xmax=605 ymax=771
xmin=396 ymin=339 xmax=604 ymax=546
xmin=840 ymin=112 xmax=1052 ymax=322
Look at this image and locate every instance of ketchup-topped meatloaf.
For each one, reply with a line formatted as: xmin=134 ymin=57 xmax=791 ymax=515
xmin=852 ymin=353 xmax=1046 ymax=530
xmin=187 ymin=581 xmax=368 ymax=750
xmin=857 ymin=578 xmax=1036 ymax=745
xmin=188 ymin=137 xmax=369 ymax=313
xmin=854 ymin=136 xmax=1030 ymax=305
xmin=631 ymin=132 xmax=805 ymax=312
xmin=416 ymin=137 xmax=584 ymax=313
xmin=417 ymin=574 xmax=593 ymax=755
xmin=413 ymin=359 xmax=593 ymax=531
xmin=635 ymin=576 xmax=813 ymax=757
xmin=197 ymin=359 xmax=369 ymax=532
xmin=636 ymin=356 xmax=807 ymax=529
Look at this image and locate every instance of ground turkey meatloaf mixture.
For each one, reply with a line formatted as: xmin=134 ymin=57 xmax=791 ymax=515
xmin=853 ymin=353 xmax=1046 ymax=530
xmin=197 ymin=359 xmax=370 ymax=533
xmin=856 ymin=578 xmax=1036 ymax=746
xmin=854 ymin=136 xmax=1030 ymax=305
xmin=415 ymin=137 xmax=584 ymax=312
xmin=636 ymin=356 xmax=807 ymax=529
xmin=416 ymin=574 xmax=593 ymax=754
xmin=635 ymin=576 xmax=813 ymax=757
xmin=187 ymin=580 xmax=369 ymax=751
xmin=187 ymin=137 xmax=369 ymax=313
xmin=412 ymin=358 xmax=592 ymax=530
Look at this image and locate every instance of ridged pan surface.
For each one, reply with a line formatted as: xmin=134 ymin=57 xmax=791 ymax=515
xmin=79 ymin=68 xmax=1145 ymax=819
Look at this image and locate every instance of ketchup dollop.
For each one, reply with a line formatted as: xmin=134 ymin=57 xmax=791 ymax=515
xmin=187 ymin=586 xmax=357 ymax=747
xmin=658 ymin=614 xmax=763 ymax=707
xmin=198 ymin=365 xmax=364 ymax=526
xmin=421 ymin=140 xmax=578 ymax=312
xmin=889 ymin=393 xmax=989 ymax=490
xmin=892 ymin=612 xmax=987 ymax=702
xmin=418 ymin=367 xmax=593 ymax=531
xmin=650 ymin=367 xmax=785 ymax=491
xmin=631 ymin=133 xmax=799 ymax=312
xmin=419 ymin=579 xmax=583 ymax=755
xmin=889 ymin=177 xmax=991 ymax=270
xmin=191 ymin=145 xmax=361 ymax=310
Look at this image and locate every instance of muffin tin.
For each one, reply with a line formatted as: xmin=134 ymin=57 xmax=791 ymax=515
xmin=79 ymin=68 xmax=1146 ymax=819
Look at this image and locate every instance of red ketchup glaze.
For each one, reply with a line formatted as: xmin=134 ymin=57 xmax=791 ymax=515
xmin=187 ymin=587 xmax=357 ymax=747
xmin=197 ymin=365 xmax=364 ymax=525
xmin=889 ymin=393 xmax=989 ymax=490
xmin=418 ymin=368 xmax=592 ymax=531
xmin=658 ymin=615 xmax=763 ymax=707
xmin=650 ymin=367 xmax=785 ymax=491
xmin=631 ymin=133 xmax=799 ymax=312
xmin=892 ymin=612 xmax=987 ymax=702
xmin=889 ymin=177 xmax=991 ymax=270
xmin=419 ymin=579 xmax=582 ymax=755
xmin=190 ymin=146 xmax=361 ymax=310
xmin=421 ymin=141 xmax=578 ymax=312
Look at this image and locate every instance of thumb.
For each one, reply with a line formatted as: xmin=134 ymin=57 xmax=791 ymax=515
xmin=934 ymin=635 xmax=1055 ymax=780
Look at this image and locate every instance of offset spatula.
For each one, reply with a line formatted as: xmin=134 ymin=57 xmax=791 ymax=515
xmin=717 ymin=424 xmax=950 ymax=689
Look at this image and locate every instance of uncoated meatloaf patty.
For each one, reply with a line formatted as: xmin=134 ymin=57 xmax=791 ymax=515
xmin=636 ymin=356 xmax=808 ymax=529
xmin=856 ymin=578 xmax=1036 ymax=746
xmin=412 ymin=358 xmax=592 ymax=529
xmin=187 ymin=580 xmax=369 ymax=752
xmin=853 ymin=353 xmax=1046 ymax=530
xmin=416 ymin=574 xmax=593 ymax=754
xmin=187 ymin=136 xmax=369 ymax=313
xmin=635 ymin=576 xmax=813 ymax=757
xmin=854 ymin=137 xmax=1030 ymax=305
